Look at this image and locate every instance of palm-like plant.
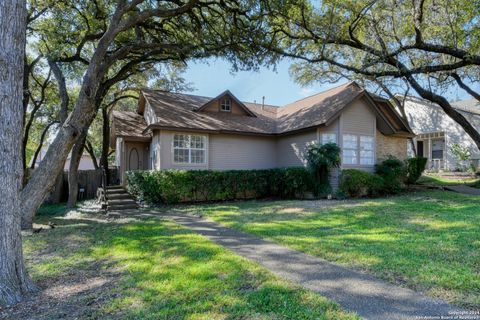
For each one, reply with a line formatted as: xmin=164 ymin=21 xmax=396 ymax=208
xmin=305 ymin=142 xmax=341 ymax=196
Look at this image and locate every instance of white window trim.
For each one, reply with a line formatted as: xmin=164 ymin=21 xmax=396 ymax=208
xmin=220 ymin=98 xmax=231 ymax=112
xmin=172 ymin=133 xmax=208 ymax=165
xmin=342 ymin=133 xmax=375 ymax=166
xmin=342 ymin=134 xmax=358 ymax=165
xmin=359 ymin=135 xmax=375 ymax=165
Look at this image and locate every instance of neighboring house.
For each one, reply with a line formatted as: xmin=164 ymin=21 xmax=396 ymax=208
xmin=31 ymin=148 xmax=98 ymax=171
xmin=403 ymin=96 xmax=480 ymax=171
xmin=111 ymin=82 xmax=414 ymax=188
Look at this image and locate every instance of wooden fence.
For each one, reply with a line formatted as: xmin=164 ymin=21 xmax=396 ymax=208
xmin=44 ymin=167 xmax=119 ymax=204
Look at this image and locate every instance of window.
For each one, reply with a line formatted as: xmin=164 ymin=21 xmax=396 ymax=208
xmin=220 ymin=98 xmax=231 ymax=112
xmin=173 ymin=134 xmax=206 ymax=164
xmin=342 ymin=134 xmax=358 ymax=165
xmin=321 ymin=133 xmax=337 ymax=145
xmin=360 ymin=136 xmax=374 ymax=165
xmin=431 ymin=139 xmax=445 ymax=159
xmin=342 ymin=134 xmax=375 ymax=165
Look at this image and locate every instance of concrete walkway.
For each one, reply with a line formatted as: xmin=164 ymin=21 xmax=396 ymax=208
xmin=444 ymin=184 xmax=480 ymax=196
xmin=115 ymin=209 xmax=466 ymax=320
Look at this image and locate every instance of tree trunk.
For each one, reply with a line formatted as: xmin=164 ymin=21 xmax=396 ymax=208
xmin=84 ymin=139 xmax=99 ymax=170
xmin=29 ymin=121 xmax=58 ymax=169
xmin=0 ymin=0 xmax=37 ymax=307
xmin=101 ymin=107 xmax=110 ymax=183
xmin=67 ymin=132 xmax=87 ymax=208
xmin=19 ymin=5 xmax=122 ymax=230
xmin=48 ymin=60 xmax=69 ymax=124
xmin=407 ymin=75 xmax=480 ymax=151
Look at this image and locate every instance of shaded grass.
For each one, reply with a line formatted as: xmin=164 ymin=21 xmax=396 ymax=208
xmin=173 ymin=190 xmax=480 ymax=308
xmin=36 ymin=202 xmax=70 ymax=216
xmin=417 ymin=175 xmax=479 ymax=186
xmin=18 ymin=206 xmax=358 ymax=320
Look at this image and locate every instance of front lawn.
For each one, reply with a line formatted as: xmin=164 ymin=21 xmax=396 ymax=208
xmin=1 ymin=203 xmax=357 ymax=320
xmin=417 ymin=174 xmax=479 ymax=186
xmin=174 ymin=190 xmax=480 ymax=308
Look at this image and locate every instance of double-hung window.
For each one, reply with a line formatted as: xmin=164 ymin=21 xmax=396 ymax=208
xmin=342 ymin=134 xmax=358 ymax=165
xmin=321 ymin=133 xmax=337 ymax=145
xmin=220 ymin=98 xmax=231 ymax=112
xmin=342 ymin=134 xmax=375 ymax=165
xmin=359 ymin=136 xmax=374 ymax=165
xmin=173 ymin=134 xmax=206 ymax=164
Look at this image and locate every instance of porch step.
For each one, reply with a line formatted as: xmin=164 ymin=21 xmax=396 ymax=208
xmin=101 ymin=185 xmax=138 ymax=211
xmin=106 ymin=190 xmax=128 ymax=196
xmin=107 ymin=186 xmax=126 ymax=192
xmin=107 ymin=193 xmax=132 ymax=200
xmin=107 ymin=204 xmax=139 ymax=211
xmin=108 ymin=198 xmax=138 ymax=206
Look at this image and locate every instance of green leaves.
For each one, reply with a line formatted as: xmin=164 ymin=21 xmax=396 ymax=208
xmin=305 ymin=142 xmax=341 ymax=196
xmin=125 ymin=167 xmax=315 ymax=204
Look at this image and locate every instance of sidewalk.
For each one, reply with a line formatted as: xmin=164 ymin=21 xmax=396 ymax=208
xmin=444 ymin=184 xmax=480 ymax=196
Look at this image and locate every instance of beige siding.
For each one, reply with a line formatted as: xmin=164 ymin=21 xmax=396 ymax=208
xmin=341 ymin=97 xmax=376 ymax=136
xmin=276 ymin=130 xmax=318 ymax=167
xmin=144 ymin=101 xmax=157 ymax=125
xmin=318 ymin=118 xmax=340 ymax=142
xmin=376 ymin=130 xmax=408 ymax=160
xmin=209 ymin=134 xmax=277 ymax=170
xmin=150 ymin=131 xmax=161 ymax=170
xmin=340 ymin=97 xmax=376 ymax=172
xmin=159 ymin=130 xmax=209 ymax=170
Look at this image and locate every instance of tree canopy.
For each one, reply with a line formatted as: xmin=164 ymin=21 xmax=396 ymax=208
xmin=266 ymin=0 xmax=480 ymax=148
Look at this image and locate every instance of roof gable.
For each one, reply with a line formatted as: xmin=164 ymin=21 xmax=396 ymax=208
xmin=196 ymin=90 xmax=257 ymax=117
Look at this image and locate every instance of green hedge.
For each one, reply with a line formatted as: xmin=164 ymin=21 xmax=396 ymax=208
xmin=405 ymin=157 xmax=428 ymax=184
xmin=339 ymin=169 xmax=384 ymax=198
xmin=375 ymin=157 xmax=406 ymax=194
xmin=125 ymin=167 xmax=314 ymax=204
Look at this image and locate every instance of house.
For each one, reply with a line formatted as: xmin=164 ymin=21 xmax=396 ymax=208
xmin=403 ymin=96 xmax=480 ymax=171
xmin=111 ymin=82 xmax=414 ymax=188
xmin=30 ymin=148 xmax=98 ymax=171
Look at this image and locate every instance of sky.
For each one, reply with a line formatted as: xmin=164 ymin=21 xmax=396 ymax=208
xmin=182 ymin=58 xmax=478 ymax=106
xmin=182 ymin=58 xmax=344 ymax=107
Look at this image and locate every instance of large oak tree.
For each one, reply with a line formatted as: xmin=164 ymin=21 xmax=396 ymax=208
xmin=266 ymin=0 xmax=480 ymax=149
xmin=0 ymin=0 xmax=38 ymax=307
xmin=2 ymin=0 xmax=289 ymax=306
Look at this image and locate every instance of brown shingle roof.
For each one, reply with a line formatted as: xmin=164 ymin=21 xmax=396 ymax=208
xmin=141 ymin=89 xmax=277 ymax=135
xmin=140 ymin=82 xmax=365 ymax=135
xmin=112 ymin=111 xmax=151 ymax=139
xmin=112 ymin=82 xmax=413 ymax=138
xmin=276 ymin=82 xmax=363 ymax=132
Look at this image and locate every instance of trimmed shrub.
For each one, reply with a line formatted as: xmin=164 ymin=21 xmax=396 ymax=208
xmin=125 ymin=167 xmax=315 ymax=204
xmin=339 ymin=169 xmax=384 ymax=198
xmin=375 ymin=156 xmax=406 ymax=194
xmin=404 ymin=157 xmax=428 ymax=184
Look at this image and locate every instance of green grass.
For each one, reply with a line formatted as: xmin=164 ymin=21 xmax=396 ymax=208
xmin=20 ymin=205 xmax=358 ymax=320
xmin=36 ymin=202 xmax=70 ymax=216
xmin=173 ymin=190 xmax=480 ymax=308
xmin=417 ymin=174 xmax=479 ymax=186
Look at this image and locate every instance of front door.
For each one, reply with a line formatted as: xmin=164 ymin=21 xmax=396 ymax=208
xmin=128 ymin=147 xmax=140 ymax=171
xmin=125 ymin=142 xmax=148 ymax=172
xmin=417 ymin=141 xmax=424 ymax=157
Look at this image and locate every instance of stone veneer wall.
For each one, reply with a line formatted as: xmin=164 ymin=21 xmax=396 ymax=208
xmin=376 ymin=131 xmax=408 ymax=161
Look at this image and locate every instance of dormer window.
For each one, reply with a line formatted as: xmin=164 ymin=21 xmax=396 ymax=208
xmin=220 ymin=98 xmax=231 ymax=112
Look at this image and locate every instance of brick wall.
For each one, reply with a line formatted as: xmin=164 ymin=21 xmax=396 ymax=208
xmin=376 ymin=131 xmax=408 ymax=161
